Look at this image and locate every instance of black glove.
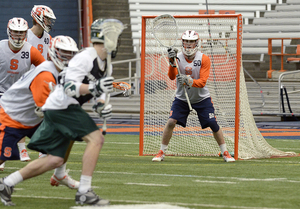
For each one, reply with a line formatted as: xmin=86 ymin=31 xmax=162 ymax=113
xmin=167 ymin=47 xmax=178 ymax=67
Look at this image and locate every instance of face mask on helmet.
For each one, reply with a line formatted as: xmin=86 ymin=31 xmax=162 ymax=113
xmin=7 ymin=18 xmax=28 ymax=48
xmin=90 ymin=18 xmax=121 ymax=58
xmin=48 ymin=36 xmax=79 ymax=70
xmin=181 ymin=30 xmax=199 ymax=57
xmin=31 ymin=5 xmax=56 ymax=33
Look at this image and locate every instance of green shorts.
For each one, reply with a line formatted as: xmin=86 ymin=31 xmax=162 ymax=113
xmin=28 ymin=105 xmax=99 ymax=158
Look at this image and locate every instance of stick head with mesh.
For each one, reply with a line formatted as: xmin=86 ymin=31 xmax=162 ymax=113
xmin=152 ymin=14 xmax=179 ymax=48
xmin=100 ymin=19 xmax=124 ymax=53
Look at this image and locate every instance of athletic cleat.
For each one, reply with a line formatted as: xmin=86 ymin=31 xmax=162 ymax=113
xmin=75 ymin=189 xmax=109 ymax=206
xmin=20 ymin=149 xmax=31 ymax=162
xmin=0 ymin=178 xmax=15 ymax=206
xmin=50 ymin=170 xmax=79 ymax=189
xmin=223 ymin=151 xmax=235 ymax=162
xmin=152 ymin=150 xmax=165 ymax=162
xmin=0 ymin=162 xmax=5 ymax=171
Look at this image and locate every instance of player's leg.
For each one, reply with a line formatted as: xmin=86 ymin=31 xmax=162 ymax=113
xmin=196 ymin=98 xmax=235 ymax=162
xmin=75 ymin=129 xmax=109 ymax=206
xmin=152 ymin=98 xmax=190 ymax=162
xmin=0 ymin=155 xmax=64 ymax=206
xmin=50 ymin=141 xmax=79 ymax=189
xmin=18 ymin=137 xmax=31 ymax=162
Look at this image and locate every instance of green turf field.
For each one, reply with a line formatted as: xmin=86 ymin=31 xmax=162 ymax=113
xmin=1 ymin=135 xmax=300 ymax=209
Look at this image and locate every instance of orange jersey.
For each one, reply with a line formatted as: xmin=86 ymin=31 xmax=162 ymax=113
xmin=0 ymin=61 xmax=58 ymax=128
xmin=0 ymin=40 xmax=45 ymax=92
xmin=170 ymin=51 xmax=211 ymax=104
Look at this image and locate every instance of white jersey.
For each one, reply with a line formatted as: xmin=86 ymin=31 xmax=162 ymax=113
xmin=176 ymin=51 xmax=210 ymax=103
xmin=0 ymin=40 xmax=34 ymax=92
xmin=43 ymin=47 xmax=112 ymax=111
xmin=0 ymin=61 xmax=59 ymax=126
xmin=27 ymin=29 xmax=51 ymax=68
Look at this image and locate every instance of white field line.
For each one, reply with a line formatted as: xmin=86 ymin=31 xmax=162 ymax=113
xmin=74 ymin=142 xmax=139 ymax=145
xmin=194 ymin=180 xmax=237 ymax=184
xmin=125 ymin=182 xmax=170 ymax=186
xmin=11 ymin=195 xmax=283 ymax=209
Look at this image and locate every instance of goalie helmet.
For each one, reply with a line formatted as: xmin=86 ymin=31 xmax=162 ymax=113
xmin=181 ymin=30 xmax=199 ymax=57
xmin=31 ymin=5 xmax=56 ymax=33
xmin=7 ymin=17 xmax=28 ymax=48
xmin=48 ymin=35 xmax=79 ymax=70
xmin=90 ymin=18 xmax=121 ymax=58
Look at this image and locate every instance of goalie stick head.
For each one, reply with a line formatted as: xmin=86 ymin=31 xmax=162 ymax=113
xmin=7 ymin=17 xmax=28 ymax=49
xmin=91 ymin=18 xmax=122 ymax=58
xmin=31 ymin=5 xmax=56 ymax=33
xmin=48 ymin=35 xmax=78 ymax=71
xmin=181 ymin=30 xmax=199 ymax=57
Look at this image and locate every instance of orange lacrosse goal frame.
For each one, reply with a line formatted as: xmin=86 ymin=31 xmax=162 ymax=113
xmin=139 ymin=14 xmax=296 ymax=160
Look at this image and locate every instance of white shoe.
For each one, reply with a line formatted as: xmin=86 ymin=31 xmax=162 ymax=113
xmin=50 ymin=169 xmax=79 ymax=189
xmin=20 ymin=149 xmax=31 ymax=162
xmin=152 ymin=150 xmax=165 ymax=162
xmin=0 ymin=162 xmax=5 ymax=171
xmin=39 ymin=152 xmax=47 ymax=158
xmin=223 ymin=151 xmax=235 ymax=162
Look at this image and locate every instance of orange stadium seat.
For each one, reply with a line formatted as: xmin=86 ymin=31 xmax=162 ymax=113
xmin=198 ymin=10 xmax=215 ymax=14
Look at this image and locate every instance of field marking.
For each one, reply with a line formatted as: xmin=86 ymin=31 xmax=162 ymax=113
xmin=11 ymin=195 xmax=283 ymax=209
xmin=125 ymin=182 xmax=170 ymax=186
xmin=194 ymin=180 xmax=237 ymax=184
xmin=89 ymin=170 xmax=300 ymax=184
xmin=74 ymin=142 xmax=139 ymax=145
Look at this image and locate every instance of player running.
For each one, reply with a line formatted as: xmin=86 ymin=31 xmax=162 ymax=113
xmin=0 ymin=18 xmax=122 ymax=206
xmin=0 ymin=35 xmax=79 ymax=206
xmin=152 ymin=30 xmax=235 ymax=163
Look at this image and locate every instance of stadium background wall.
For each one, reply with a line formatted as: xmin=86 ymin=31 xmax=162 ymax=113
xmin=0 ymin=0 xmax=79 ymax=45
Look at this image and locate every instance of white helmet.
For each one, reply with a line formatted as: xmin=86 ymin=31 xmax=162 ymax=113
xmin=181 ymin=30 xmax=199 ymax=57
xmin=7 ymin=17 xmax=28 ymax=48
xmin=48 ymin=36 xmax=79 ymax=70
xmin=31 ymin=5 xmax=56 ymax=33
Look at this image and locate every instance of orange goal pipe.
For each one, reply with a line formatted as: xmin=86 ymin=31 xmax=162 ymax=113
xmin=234 ymin=14 xmax=243 ymax=160
xmin=139 ymin=16 xmax=147 ymax=156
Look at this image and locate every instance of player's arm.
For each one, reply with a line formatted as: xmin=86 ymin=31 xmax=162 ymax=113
xmin=168 ymin=65 xmax=178 ymax=80
xmin=30 ymin=46 xmax=45 ymax=67
xmin=192 ymin=54 xmax=211 ymax=88
xmin=30 ymin=71 xmax=56 ymax=116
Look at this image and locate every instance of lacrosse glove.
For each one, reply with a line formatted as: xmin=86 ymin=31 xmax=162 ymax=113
xmin=64 ymin=81 xmax=81 ymax=98
xmin=177 ymin=74 xmax=193 ymax=88
xmin=93 ymin=102 xmax=112 ymax=120
xmin=167 ymin=47 xmax=178 ymax=67
xmin=88 ymin=76 xmax=114 ymax=97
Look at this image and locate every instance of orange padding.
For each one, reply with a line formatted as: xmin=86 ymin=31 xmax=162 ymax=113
xmin=287 ymin=57 xmax=300 ymax=62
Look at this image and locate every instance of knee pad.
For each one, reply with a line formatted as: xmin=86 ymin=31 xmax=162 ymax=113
xmin=207 ymin=120 xmax=219 ymax=132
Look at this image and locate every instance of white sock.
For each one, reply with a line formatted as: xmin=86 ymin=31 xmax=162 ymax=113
xmin=54 ymin=163 xmax=67 ymax=179
xmin=18 ymin=142 xmax=26 ymax=151
xmin=78 ymin=175 xmax=92 ymax=193
xmin=161 ymin=144 xmax=168 ymax=153
xmin=4 ymin=171 xmax=23 ymax=187
xmin=219 ymin=143 xmax=227 ymax=154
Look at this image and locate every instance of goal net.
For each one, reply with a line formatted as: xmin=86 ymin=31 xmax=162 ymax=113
xmin=139 ymin=14 xmax=296 ymax=159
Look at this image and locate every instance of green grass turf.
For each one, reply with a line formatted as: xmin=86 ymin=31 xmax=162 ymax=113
xmin=1 ymin=135 xmax=300 ymax=209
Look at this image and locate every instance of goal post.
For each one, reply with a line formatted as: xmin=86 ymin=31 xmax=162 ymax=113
xmin=139 ymin=14 xmax=296 ymax=160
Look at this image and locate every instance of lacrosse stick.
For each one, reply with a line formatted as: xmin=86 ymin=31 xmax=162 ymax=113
xmin=100 ymin=19 xmax=124 ymax=135
xmin=152 ymin=14 xmax=192 ymax=111
xmin=113 ymin=81 xmax=131 ymax=96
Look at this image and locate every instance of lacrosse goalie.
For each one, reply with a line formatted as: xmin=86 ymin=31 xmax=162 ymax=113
xmin=152 ymin=30 xmax=235 ymax=163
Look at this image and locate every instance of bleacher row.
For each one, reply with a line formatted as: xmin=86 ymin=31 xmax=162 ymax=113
xmin=129 ymin=0 xmax=300 ymax=80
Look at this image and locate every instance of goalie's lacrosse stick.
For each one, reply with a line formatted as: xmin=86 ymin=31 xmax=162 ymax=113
xmin=152 ymin=14 xmax=192 ymax=111
xmin=100 ymin=19 xmax=124 ymax=135
xmin=113 ymin=81 xmax=131 ymax=96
